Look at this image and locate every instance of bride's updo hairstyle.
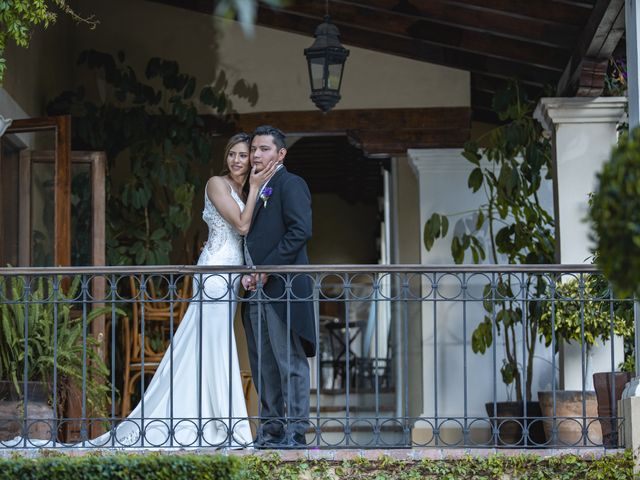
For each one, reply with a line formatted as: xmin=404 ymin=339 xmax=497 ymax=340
xmin=219 ymin=132 xmax=251 ymax=176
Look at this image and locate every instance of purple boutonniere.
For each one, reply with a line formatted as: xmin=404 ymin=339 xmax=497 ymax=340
xmin=260 ymin=187 xmax=273 ymax=207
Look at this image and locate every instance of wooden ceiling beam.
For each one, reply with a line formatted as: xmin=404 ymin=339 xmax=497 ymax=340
xmin=435 ymin=0 xmax=592 ymax=26
xmin=349 ymin=129 xmax=468 ymax=154
xmin=339 ymin=0 xmax=580 ymax=49
xmin=228 ymin=107 xmax=470 ymax=134
xmin=147 ymin=0 xmax=592 ymax=30
xmin=556 ymin=0 xmax=625 ymax=96
xmin=203 ymin=107 xmax=471 ymax=155
xmin=256 ymin=6 xmax=560 ymax=85
xmin=471 ymin=74 xmax=544 ymax=99
xmin=146 ymin=0 xmax=213 ymax=15
xmin=284 ymin=1 xmax=568 ymax=69
xmin=144 ymin=0 xmax=563 ymax=84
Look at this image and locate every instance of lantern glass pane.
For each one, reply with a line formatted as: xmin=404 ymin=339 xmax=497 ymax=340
xmin=309 ymin=57 xmax=325 ymax=90
xmin=328 ymin=62 xmax=343 ymax=90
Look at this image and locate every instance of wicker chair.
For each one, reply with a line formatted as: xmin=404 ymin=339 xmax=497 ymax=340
xmin=120 ymin=275 xmax=191 ymax=416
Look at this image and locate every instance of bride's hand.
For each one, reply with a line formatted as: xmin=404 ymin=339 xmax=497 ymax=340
xmin=249 ymin=160 xmax=278 ymax=189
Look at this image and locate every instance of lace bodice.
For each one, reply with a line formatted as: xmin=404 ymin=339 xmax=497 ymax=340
xmin=199 ymin=180 xmax=245 ymax=266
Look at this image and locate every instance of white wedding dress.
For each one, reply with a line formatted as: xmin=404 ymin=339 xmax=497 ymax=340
xmin=9 ymin=182 xmax=253 ymax=449
xmin=97 ymin=182 xmax=253 ymax=448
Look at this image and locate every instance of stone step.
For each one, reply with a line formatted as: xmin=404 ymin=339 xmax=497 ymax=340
xmin=312 ymin=405 xmax=394 ymax=414
xmin=310 ymin=389 xmax=396 ymax=408
xmin=303 ymin=423 xmax=411 ymax=448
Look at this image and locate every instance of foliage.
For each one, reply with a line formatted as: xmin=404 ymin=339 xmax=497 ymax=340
xmin=589 ymin=127 xmax=640 ymax=298
xmin=604 ymin=54 xmax=627 ymax=98
xmin=620 ymin=353 xmax=636 ymax=374
xmin=47 ymin=50 xmax=257 ymax=266
xmin=0 ymin=1 xmax=97 ymax=84
xmin=0 ymin=451 xmax=633 ymax=480
xmin=0 ymin=453 xmax=238 ymax=480
xmin=540 ymin=275 xmax=634 ymax=350
xmin=0 ymin=275 xmax=120 ymax=416
xmin=423 ymin=82 xmax=555 ymax=402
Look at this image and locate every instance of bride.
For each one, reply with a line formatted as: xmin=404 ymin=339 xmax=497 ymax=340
xmin=93 ymin=133 xmax=277 ymax=448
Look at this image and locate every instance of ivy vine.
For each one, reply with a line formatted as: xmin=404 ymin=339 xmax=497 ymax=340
xmin=47 ymin=49 xmax=257 ymax=265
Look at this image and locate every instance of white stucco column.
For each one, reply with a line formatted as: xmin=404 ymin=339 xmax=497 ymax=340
xmin=534 ymin=97 xmax=626 ymax=264
xmin=626 ymin=0 xmax=640 ymax=131
xmin=409 ymin=149 xmax=473 ymax=443
xmin=535 ymin=97 xmax=626 ymax=391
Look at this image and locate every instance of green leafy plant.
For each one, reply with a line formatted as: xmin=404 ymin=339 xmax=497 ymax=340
xmin=0 ymin=451 xmax=634 ymax=479
xmin=0 ymin=275 xmax=119 ymax=416
xmin=47 ymin=50 xmax=258 ymax=265
xmin=540 ymin=275 xmax=633 ymax=349
xmin=0 ymin=1 xmax=97 ymax=83
xmin=604 ymin=54 xmax=627 ymax=98
xmin=589 ymin=127 xmax=640 ymax=299
xmin=0 ymin=453 xmax=238 ymax=480
xmin=423 ymin=82 xmax=555 ymax=402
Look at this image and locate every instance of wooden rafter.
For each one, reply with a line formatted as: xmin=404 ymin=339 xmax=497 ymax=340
xmin=203 ymin=107 xmax=471 ymax=155
xmin=144 ymin=0 xmax=623 ymax=122
xmin=334 ymin=0 xmax=581 ymax=49
xmin=436 ymin=0 xmax=592 ymax=25
xmin=556 ymin=0 xmax=625 ymax=96
xmin=255 ymin=5 xmax=561 ymax=84
xmin=279 ymin=1 xmax=569 ymax=70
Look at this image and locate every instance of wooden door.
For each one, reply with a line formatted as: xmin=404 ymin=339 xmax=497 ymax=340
xmin=18 ymin=150 xmax=107 ymax=440
xmin=2 ymin=116 xmax=71 ymax=267
xmin=17 ymin=150 xmax=106 ymax=269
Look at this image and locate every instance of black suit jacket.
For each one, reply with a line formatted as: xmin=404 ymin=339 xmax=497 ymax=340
xmin=244 ymin=166 xmax=316 ymax=357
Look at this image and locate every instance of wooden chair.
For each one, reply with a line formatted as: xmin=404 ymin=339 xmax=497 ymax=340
xmin=241 ymin=370 xmax=253 ymax=404
xmin=121 ymin=275 xmax=191 ymax=416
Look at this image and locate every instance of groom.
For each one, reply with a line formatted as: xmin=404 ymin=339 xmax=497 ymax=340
xmin=241 ymin=125 xmax=316 ymax=448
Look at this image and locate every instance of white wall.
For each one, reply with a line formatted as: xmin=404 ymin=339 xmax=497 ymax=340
xmin=67 ymin=0 xmax=469 ymax=113
xmin=216 ymin=18 xmax=470 ymax=112
xmin=2 ymin=0 xmax=470 ymax=118
xmin=2 ymin=15 xmax=74 ymax=117
xmin=408 ymin=149 xmax=556 ymax=427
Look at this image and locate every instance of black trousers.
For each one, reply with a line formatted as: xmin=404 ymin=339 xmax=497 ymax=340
xmin=242 ymin=302 xmax=310 ymax=437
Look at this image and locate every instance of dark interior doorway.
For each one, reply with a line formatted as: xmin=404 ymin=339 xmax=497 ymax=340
xmin=284 ymin=135 xmax=385 ymax=264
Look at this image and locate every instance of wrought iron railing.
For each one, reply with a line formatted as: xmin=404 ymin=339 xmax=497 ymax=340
xmin=0 ymin=265 xmax=634 ymax=449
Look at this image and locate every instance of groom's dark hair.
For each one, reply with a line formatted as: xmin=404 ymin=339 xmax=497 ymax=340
xmin=253 ymin=125 xmax=286 ymax=151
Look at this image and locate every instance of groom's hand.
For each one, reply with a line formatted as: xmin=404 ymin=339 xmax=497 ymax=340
xmin=254 ymin=273 xmax=268 ymax=287
xmin=241 ymin=274 xmax=268 ymax=291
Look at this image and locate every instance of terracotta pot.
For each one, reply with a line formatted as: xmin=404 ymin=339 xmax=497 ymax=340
xmin=485 ymin=401 xmax=546 ymax=446
xmin=0 ymin=381 xmax=55 ymax=442
xmin=538 ymin=390 xmax=602 ymax=446
xmin=592 ymin=371 xmax=633 ymax=447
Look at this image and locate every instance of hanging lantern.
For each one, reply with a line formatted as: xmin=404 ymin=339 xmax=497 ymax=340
xmin=304 ymin=15 xmax=349 ymax=113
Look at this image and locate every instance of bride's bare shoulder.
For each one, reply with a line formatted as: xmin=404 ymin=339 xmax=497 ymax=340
xmin=207 ymin=176 xmax=227 ymax=191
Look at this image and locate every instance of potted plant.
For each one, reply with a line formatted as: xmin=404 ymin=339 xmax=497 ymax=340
xmin=538 ymin=274 xmax=634 ymax=446
xmin=424 ymin=82 xmax=554 ymax=445
xmin=0 ymin=275 xmax=114 ymax=442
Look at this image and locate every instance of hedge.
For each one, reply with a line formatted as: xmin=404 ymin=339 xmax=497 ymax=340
xmin=0 ymin=453 xmax=237 ymax=480
xmin=237 ymin=452 xmax=636 ymax=480
xmin=0 ymin=451 xmax=634 ymax=480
